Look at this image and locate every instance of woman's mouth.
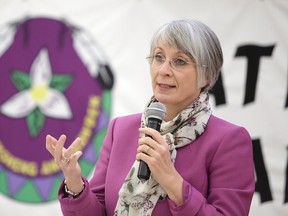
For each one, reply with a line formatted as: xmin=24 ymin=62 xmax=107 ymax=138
xmin=158 ymin=83 xmax=175 ymax=89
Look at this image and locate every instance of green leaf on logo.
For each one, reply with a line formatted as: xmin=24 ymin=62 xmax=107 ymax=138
xmin=10 ymin=71 xmax=31 ymax=91
xmin=50 ymin=75 xmax=73 ymax=92
xmin=26 ymin=108 xmax=45 ymax=137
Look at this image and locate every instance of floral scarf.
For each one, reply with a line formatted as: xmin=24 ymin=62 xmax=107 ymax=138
xmin=114 ymin=92 xmax=212 ymax=216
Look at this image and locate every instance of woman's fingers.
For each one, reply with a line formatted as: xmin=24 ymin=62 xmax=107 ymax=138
xmin=45 ymin=134 xmax=83 ymax=184
xmin=63 ymin=137 xmax=82 ymax=158
xmin=137 ymin=143 xmax=153 ymax=155
xmin=139 ymin=127 xmax=161 ymax=141
xmin=53 ymin=134 xmax=67 ymax=164
xmin=45 ymin=134 xmax=82 ymax=164
xmin=138 ymin=127 xmax=165 ymax=146
xmin=46 ymin=134 xmax=63 ymax=156
xmin=137 ymin=127 xmax=171 ymax=166
xmin=45 ymin=134 xmax=56 ymax=156
xmin=138 ymin=128 xmax=161 ymax=152
xmin=68 ymin=151 xmax=83 ymax=167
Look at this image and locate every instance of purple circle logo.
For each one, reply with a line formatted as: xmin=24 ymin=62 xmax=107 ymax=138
xmin=0 ymin=17 xmax=114 ymax=202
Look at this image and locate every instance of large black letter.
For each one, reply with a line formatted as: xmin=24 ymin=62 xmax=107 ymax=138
xmin=285 ymin=67 xmax=288 ymax=108
xmin=253 ymin=138 xmax=273 ymax=203
xmin=284 ymin=146 xmax=288 ymax=203
xmin=235 ymin=45 xmax=275 ymax=105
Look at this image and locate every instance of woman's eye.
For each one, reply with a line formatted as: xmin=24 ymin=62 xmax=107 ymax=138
xmin=154 ymin=54 xmax=165 ymax=62
xmin=174 ymin=58 xmax=186 ymax=65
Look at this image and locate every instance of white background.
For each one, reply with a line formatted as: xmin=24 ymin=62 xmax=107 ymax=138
xmin=0 ymin=0 xmax=287 ymax=215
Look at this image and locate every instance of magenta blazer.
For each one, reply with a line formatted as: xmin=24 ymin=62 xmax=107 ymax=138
xmin=58 ymin=114 xmax=255 ymax=216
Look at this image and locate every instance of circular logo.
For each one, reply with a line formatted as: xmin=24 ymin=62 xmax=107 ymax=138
xmin=0 ymin=17 xmax=114 ymax=203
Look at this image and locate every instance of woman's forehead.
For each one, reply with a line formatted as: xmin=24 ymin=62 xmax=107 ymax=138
xmin=154 ymin=39 xmax=192 ymax=59
xmin=155 ymin=39 xmax=183 ymax=52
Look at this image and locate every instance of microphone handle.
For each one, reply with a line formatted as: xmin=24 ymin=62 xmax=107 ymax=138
xmin=137 ymin=118 xmax=162 ymax=181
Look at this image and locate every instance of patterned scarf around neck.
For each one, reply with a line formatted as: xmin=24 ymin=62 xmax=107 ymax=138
xmin=114 ymin=92 xmax=212 ymax=216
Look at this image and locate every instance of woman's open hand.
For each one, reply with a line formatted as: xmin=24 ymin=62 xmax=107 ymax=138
xmin=46 ymin=134 xmax=84 ymax=193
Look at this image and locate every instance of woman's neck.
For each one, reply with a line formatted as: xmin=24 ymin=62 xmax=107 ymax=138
xmin=164 ymin=106 xmax=182 ymax=122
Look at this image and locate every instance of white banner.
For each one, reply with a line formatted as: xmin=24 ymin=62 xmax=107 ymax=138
xmin=0 ymin=0 xmax=287 ymax=215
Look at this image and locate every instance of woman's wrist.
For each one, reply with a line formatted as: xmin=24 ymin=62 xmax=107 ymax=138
xmin=64 ymin=179 xmax=85 ymax=198
xmin=162 ymin=170 xmax=184 ymax=205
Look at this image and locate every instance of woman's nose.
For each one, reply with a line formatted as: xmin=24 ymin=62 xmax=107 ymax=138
xmin=157 ymin=60 xmax=173 ymax=76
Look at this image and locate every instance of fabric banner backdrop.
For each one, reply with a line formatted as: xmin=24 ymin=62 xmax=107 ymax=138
xmin=0 ymin=0 xmax=287 ymax=215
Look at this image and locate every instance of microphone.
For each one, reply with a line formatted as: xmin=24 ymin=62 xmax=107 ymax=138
xmin=137 ymin=102 xmax=166 ymax=181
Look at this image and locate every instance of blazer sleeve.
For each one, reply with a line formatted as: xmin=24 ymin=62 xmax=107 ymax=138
xmin=58 ymin=117 xmax=118 ymax=216
xmin=167 ymin=127 xmax=255 ymax=216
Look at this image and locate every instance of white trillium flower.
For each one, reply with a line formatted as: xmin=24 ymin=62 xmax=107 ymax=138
xmin=1 ymin=49 xmax=72 ymax=119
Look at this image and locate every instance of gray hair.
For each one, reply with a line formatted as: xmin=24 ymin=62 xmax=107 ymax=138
xmin=149 ymin=19 xmax=223 ymax=91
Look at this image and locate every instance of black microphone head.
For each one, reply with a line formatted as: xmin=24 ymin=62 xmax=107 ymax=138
xmin=147 ymin=102 xmax=166 ymax=120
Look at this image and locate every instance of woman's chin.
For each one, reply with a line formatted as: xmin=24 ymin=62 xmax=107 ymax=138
xmin=154 ymin=94 xmax=173 ymax=104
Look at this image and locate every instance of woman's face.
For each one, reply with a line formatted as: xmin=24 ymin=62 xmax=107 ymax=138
xmin=150 ymin=40 xmax=204 ymax=115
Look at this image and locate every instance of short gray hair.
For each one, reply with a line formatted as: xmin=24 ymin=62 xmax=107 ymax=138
xmin=149 ymin=19 xmax=223 ymax=91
